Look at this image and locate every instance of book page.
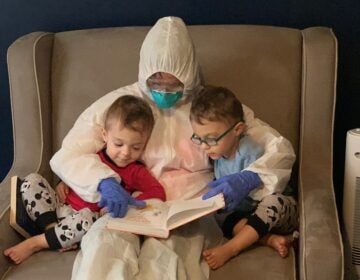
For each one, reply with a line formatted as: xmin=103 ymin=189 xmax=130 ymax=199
xmin=116 ymin=199 xmax=169 ymax=229
xmin=166 ymin=194 xmax=224 ymax=229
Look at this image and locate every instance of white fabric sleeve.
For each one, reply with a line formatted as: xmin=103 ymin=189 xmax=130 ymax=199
xmin=242 ymin=105 xmax=296 ymax=200
xmin=50 ymin=90 xmax=125 ymax=203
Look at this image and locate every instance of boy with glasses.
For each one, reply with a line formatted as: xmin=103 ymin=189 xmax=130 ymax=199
xmin=190 ymin=86 xmax=298 ymax=270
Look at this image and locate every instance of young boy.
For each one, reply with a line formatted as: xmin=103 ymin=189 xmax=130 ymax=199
xmin=190 ymin=86 xmax=298 ymax=270
xmin=4 ymin=95 xmax=165 ymax=264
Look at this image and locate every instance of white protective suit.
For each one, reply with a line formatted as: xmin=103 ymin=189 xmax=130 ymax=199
xmin=50 ymin=17 xmax=296 ymax=280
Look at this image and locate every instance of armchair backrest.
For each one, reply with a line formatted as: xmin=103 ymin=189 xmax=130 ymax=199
xmin=50 ymin=25 xmax=303 ymax=148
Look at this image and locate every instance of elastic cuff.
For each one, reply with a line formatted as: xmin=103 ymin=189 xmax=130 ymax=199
xmin=45 ymin=227 xmax=62 ymax=249
xmin=36 ymin=211 xmax=58 ymax=231
xmin=246 ymin=214 xmax=269 ymax=238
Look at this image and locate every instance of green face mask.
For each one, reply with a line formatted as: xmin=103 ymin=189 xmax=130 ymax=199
xmin=150 ymin=90 xmax=183 ymax=109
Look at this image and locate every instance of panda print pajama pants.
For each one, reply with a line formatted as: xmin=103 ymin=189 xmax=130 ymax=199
xmin=222 ymin=193 xmax=298 ymax=239
xmin=20 ymin=173 xmax=98 ymax=249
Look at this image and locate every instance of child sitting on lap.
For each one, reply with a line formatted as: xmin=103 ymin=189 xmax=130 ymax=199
xmin=4 ymin=95 xmax=165 ymax=264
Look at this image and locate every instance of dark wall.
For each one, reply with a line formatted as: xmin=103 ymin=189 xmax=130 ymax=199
xmin=1 ymin=0 xmax=359 ymax=211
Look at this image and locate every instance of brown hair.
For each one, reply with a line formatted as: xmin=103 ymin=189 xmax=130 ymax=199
xmin=190 ymin=86 xmax=244 ymax=125
xmin=104 ymin=95 xmax=155 ymax=137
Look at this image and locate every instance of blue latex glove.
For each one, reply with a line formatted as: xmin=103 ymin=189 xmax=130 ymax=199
xmin=202 ymin=170 xmax=262 ymax=212
xmin=98 ymin=177 xmax=146 ymax=217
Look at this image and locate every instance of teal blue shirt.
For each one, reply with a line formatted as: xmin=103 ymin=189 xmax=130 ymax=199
xmin=214 ymin=135 xmax=264 ymax=211
xmin=214 ymin=135 xmax=264 ymax=179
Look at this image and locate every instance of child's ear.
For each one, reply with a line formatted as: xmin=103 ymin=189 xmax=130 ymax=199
xmin=101 ymin=128 xmax=108 ymax=143
xmin=234 ymin=122 xmax=246 ymax=136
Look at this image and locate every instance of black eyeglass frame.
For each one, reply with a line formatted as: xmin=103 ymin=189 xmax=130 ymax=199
xmin=190 ymin=122 xmax=239 ymax=146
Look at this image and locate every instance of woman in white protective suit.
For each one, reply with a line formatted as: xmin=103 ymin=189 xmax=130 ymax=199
xmin=50 ymin=16 xmax=295 ymax=280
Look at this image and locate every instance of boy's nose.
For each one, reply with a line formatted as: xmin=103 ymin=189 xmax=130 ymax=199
xmin=200 ymin=142 xmax=210 ymax=150
xmin=122 ymin=146 xmax=131 ymax=156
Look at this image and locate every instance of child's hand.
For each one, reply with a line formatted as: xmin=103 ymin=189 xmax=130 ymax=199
xmin=55 ymin=181 xmax=70 ymax=203
xmin=99 ymin=207 xmax=108 ymax=217
xmin=98 ymin=178 xmax=145 ymax=217
xmin=203 ymin=170 xmax=261 ymax=212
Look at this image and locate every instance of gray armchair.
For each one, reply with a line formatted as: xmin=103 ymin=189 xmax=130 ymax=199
xmin=0 ymin=24 xmax=342 ymax=279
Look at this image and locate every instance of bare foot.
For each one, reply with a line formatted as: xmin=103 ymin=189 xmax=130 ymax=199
xmin=4 ymin=234 xmax=48 ymax=264
xmin=203 ymin=244 xmax=236 ymax=270
xmin=264 ymin=234 xmax=292 ymax=258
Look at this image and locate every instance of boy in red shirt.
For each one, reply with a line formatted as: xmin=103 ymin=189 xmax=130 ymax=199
xmin=4 ymin=95 xmax=165 ymax=264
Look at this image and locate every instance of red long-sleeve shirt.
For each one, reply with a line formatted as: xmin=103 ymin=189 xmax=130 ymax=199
xmin=66 ymin=149 xmax=166 ymax=211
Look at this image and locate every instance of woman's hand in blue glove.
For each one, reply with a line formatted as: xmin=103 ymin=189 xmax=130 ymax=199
xmin=98 ymin=177 xmax=146 ymax=217
xmin=202 ymin=170 xmax=261 ymax=212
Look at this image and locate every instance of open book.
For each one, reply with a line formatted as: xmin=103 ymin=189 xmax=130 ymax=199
xmin=107 ymin=193 xmax=225 ymax=238
xmin=10 ymin=176 xmax=41 ymax=238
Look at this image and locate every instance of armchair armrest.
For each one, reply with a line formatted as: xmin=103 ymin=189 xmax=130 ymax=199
xmin=299 ymin=27 xmax=343 ymax=280
xmin=0 ymin=31 xmax=55 ymax=276
xmin=1 ymin=31 xmax=55 ymax=212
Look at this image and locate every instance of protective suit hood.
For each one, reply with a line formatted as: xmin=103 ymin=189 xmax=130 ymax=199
xmin=138 ymin=17 xmax=201 ymax=99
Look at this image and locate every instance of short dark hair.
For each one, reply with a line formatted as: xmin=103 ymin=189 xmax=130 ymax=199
xmin=190 ymin=86 xmax=244 ymax=125
xmin=104 ymin=95 xmax=155 ymax=137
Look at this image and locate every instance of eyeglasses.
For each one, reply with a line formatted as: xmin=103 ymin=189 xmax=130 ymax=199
xmin=147 ymin=78 xmax=184 ymax=92
xmin=190 ymin=123 xmax=238 ymax=146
